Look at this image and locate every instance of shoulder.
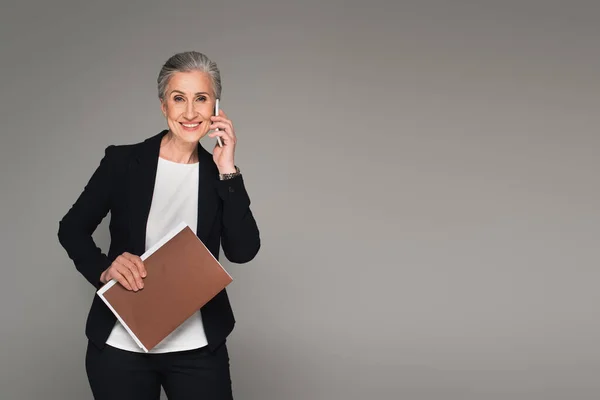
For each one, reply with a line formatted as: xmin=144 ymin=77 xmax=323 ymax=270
xmin=102 ymin=131 xmax=166 ymax=164
xmin=103 ymin=142 xmax=137 ymax=161
xmin=98 ymin=143 xmax=136 ymax=175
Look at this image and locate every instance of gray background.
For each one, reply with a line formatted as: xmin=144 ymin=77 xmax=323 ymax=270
xmin=1 ymin=1 xmax=599 ymax=399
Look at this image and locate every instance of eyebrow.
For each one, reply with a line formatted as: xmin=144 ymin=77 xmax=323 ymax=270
xmin=170 ymin=90 xmax=210 ymax=96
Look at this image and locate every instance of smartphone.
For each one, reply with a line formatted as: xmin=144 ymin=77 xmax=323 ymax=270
xmin=215 ymin=98 xmax=223 ymax=147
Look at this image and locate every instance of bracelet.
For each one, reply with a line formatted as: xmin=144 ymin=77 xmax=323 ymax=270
xmin=219 ymin=166 xmax=241 ymax=181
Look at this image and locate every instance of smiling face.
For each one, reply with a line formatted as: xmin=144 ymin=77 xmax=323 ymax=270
xmin=160 ymin=70 xmax=216 ymax=143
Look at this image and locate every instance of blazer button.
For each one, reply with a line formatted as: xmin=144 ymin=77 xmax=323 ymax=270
xmin=229 ymin=186 xmax=235 ymax=193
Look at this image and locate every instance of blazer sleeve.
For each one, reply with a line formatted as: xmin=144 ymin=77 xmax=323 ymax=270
xmin=58 ymin=145 xmax=116 ymax=288
xmin=216 ymin=174 xmax=261 ymax=263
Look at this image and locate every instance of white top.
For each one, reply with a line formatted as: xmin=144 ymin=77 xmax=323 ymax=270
xmin=105 ymin=157 xmax=209 ymax=353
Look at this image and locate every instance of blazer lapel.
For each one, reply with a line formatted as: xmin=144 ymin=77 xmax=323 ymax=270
xmin=127 ymin=131 xmax=165 ymax=256
xmin=196 ymin=142 xmax=219 ymax=242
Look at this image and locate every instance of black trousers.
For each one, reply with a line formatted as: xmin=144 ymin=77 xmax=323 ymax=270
xmin=85 ymin=341 xmax=233 ymax=400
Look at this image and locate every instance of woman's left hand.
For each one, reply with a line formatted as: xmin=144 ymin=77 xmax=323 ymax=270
xmin=208 ymin=109 xmax=237 ymax=173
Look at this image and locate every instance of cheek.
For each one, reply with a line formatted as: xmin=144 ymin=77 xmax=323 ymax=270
xmin=197 ymin=103 xmax=214 ymax=116
xmin=165 ymin=104 xmax=183 ymax=119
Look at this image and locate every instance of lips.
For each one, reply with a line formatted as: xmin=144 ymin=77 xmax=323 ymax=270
xmin=179 ymin=122 xmax=202 ymax=131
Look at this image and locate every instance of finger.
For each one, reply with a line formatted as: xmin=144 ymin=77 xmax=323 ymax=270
xmin=116 ymin=262 xmax=141 ymax=291
xmin=210 ymin=115 xmax=233 ymax=129
xmin=210 ymin=113 xmax=229 ymax=121
xmin=111 ymin=270 xmax=134 ymax=291
xmin=210 ymin=114 xmax=233 ymax=127
xmin=135 ymin=257 xmax=147 ymax=278
xmin=119 ymin=255 xmax=144 ymax=288
xmin=209 ymin=121 xmax=234 ymax=134
xmin=123 ymin=253 xmax=147 ymax=278
xmin=209 ymin=130 xmax=236 ymax=147
xmin=208 ymin=129 xmax=230 ymax=140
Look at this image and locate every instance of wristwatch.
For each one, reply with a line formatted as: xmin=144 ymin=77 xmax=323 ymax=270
xmin=219 ymin=166 xmax=241 ymax=181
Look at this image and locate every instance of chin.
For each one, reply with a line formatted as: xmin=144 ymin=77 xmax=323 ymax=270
xmin=179 ymin=131 xmax=205 ymax=143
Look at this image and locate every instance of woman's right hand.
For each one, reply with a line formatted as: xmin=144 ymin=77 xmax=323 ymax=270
xmin=100 ymin=252 xmax=146 ymax=291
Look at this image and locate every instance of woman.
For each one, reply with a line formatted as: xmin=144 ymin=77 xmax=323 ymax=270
xmin=58 ymin=51 xmax=260 ymax=399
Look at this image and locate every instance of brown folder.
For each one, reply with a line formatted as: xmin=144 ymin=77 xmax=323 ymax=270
xmin=97 ymin=222 xmax=232 ymax=352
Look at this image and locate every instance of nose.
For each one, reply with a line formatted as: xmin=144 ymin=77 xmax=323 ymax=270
xmin=184 ymin=102 xmax=195 ymax=120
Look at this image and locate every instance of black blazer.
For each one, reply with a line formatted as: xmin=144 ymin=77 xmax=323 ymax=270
xmin=58 ymin=130 xmax=260 ymax=351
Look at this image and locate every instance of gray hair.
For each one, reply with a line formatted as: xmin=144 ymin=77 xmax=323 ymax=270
xmin=157 ymin=51 xmax=222 ymax=100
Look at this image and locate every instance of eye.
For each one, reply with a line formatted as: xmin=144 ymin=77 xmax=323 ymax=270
xmin=196 ymin=96 xmax=207 ymax=102
xmin=173 ymin=96 xmax=184 ymax=102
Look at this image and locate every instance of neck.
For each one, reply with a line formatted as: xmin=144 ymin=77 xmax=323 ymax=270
xmin=160 ymin=131 xmax=199 ymax=164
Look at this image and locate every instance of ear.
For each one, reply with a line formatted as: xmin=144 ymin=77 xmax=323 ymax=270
xmin=160 ymin=99 xmax=167 ymax=117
